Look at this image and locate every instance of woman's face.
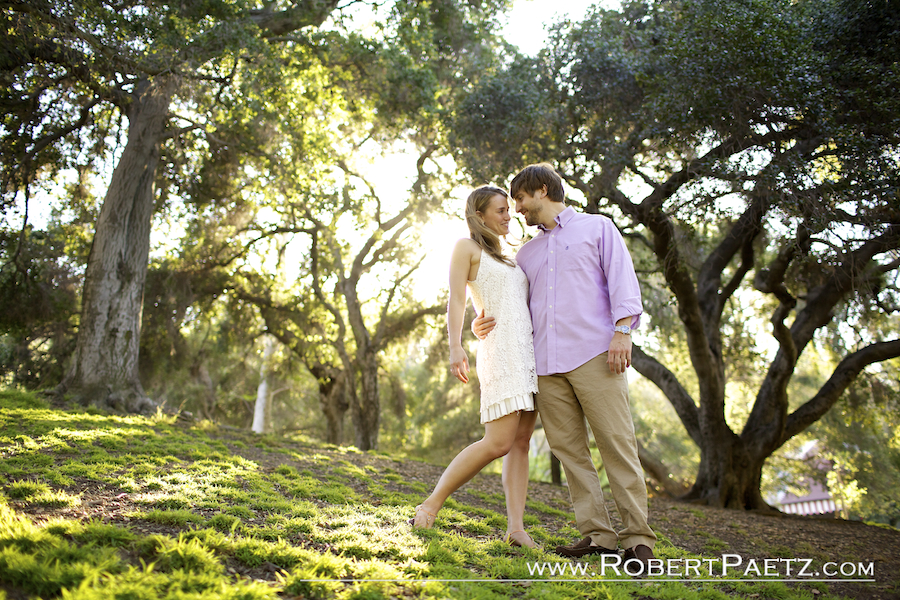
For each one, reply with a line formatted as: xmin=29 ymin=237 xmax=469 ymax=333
xmin=478 ymin=193 xmax=512 ymax=236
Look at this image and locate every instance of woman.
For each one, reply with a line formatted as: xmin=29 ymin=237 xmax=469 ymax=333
xmin=411 ymin=186 xmax=539 ymax=548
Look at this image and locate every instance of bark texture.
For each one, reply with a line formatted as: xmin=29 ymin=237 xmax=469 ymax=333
xmin=350 ymin=351 xmax=381 ymax=451
xmin=61 ymin=77 xmax=175 ymax=414
xmin=311 ymin=365 xmax=349 ymax=445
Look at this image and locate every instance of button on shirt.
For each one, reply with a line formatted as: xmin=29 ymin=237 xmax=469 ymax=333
xmin=516 ymin=206 xmax=643 ymax=376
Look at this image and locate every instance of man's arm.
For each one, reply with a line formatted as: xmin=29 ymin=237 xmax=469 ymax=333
xmin=599 ymin=217 xmax=643 ymax=331
xmin=607 ymin=316 xmax=633 ymax=374
xmin=598 ymin=217 xmax=641 ymax=374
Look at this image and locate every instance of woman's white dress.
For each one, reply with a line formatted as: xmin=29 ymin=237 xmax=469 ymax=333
xmin=468 ymin=250 xmax=539 ymax=423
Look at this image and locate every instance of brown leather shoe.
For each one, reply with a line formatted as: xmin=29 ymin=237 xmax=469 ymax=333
xmin=622 ymin=544 xmax=655 ymax=576
xmin=554 ymin=536 xmax=618 ymax=558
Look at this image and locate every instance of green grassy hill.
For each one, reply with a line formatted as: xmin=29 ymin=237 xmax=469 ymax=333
xmin=1 ymin=390 xmax=897 ymax=600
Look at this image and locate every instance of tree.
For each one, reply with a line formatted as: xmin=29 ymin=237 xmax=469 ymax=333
xmin=452 ymin=0 xmax=900 ymax=508
xmin=1 ymin=0 xmax=368 ymax=412
xmin=179 ymin=0 xmax=510 ymax=448
xmin=251 ymin=335 xmax=276 ymax=433
xmin=0 ymin=222 xmax=81 ymax=387
xmin=232 ymin=150 xmax=447 ymax=450
xmin=778 ymin=356 xmax=900 ymax=525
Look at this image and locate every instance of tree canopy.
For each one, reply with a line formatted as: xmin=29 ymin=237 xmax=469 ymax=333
xmin=452 ymin=0 xmax=900 ymax=508
xmin=1 ymin=0 xmax=511 ymax=450
xmin=3 ymin=0 xmax=899 ymax=515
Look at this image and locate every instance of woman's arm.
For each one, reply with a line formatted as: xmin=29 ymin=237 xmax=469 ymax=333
xmin=448 ymin=239 xmax=476 ymax=383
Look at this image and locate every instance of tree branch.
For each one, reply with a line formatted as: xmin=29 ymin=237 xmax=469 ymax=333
xmin=307 ymin=223 xmax=346 ymax=343
xmin=251 ymin=0 xmax=343 ymax=38
xmin=698 ymin=190 xmax=769 ymax=322
xmin=744 ymin=225 xmax=900 ymax=457
xmin=637 ymin=439 xmax=690 ymax=497
xmin=631 ymin=345 xmax=702 ymax=445
xmin=719 ymin=236 xmax=755 ymax=311
xmin=781 ymin=339 xmax=900 ymax=444
xmin=373 ymin=254 xmax=423 ymax=344
xmin=379 ymin=304 xmax=445 ymax=348
xmin=361 ymin=220 xmax=413 ymax=272
xmin=792 ymin=224 xmax=900 ymax=350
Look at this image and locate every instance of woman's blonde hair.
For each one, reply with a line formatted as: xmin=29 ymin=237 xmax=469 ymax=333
xmin=465 ymin=186 xmax=515 ymax=268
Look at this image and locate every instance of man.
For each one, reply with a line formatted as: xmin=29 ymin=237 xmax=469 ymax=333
xmin=474 ymin=163 xmax=657 ymax=571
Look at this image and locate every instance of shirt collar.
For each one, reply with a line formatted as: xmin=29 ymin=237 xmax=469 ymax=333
xmin=538 ymin=205 xmax=576 ymax=232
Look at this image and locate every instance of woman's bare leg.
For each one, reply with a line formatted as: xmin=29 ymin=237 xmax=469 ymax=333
xmin=502 ymin=410 xmax=537 ymax=545
xmin=416 ymin=412 xmax=521 ymax=521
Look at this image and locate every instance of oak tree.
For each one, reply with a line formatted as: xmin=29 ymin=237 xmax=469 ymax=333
xmin=453 ymin=0 xmax=900 ymax=508
xmin=2 ymin=0 xmax=354 ymax=412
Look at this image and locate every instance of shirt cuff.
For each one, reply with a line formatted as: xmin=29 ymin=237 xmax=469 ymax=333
xmin=614 ymin=301 xmax=643 ymax=331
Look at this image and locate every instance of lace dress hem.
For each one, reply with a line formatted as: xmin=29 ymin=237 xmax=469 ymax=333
xmin=481 ymin=392 xmax=535 ymax=424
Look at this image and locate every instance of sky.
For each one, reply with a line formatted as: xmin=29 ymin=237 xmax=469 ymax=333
xmin=503 ymin=0 xmax=600 ymax=54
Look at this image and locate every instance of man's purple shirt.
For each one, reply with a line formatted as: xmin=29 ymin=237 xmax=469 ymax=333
xmin=515 ymin=206 xmax=643 ymax=376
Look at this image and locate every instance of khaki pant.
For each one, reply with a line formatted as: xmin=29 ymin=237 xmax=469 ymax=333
xmin=536 ymin=352 xmax=657 ymax=550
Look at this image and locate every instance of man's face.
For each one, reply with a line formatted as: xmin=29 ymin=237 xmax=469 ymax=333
xmin=514 ymin=186 xmax=546 ymax=227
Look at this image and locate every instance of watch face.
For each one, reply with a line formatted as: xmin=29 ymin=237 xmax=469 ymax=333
xmin=616 ymin=325 xmax=631 ymax=334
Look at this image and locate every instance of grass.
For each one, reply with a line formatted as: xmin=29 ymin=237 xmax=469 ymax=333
xmin=0 ymin=388 xmax=882 ymax=599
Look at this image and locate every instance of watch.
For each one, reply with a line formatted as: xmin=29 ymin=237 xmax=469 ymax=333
xmin=614 ymin=325 xmax=632 ymax=335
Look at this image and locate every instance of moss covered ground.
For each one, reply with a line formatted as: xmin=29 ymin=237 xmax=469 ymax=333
xmin=1 ymin=389 xmax=897 ymax=600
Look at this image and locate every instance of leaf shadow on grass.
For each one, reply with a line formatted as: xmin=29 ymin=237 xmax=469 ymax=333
xmin=0 ymin=390 xmax=897 ymax=600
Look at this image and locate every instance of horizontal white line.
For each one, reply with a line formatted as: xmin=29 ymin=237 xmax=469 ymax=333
xmin=288 ymin=578 xmax=877 ymax=583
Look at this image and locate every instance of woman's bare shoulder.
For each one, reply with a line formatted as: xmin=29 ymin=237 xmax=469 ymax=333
xmin=452 ymin=238 xmax=482 ymax=256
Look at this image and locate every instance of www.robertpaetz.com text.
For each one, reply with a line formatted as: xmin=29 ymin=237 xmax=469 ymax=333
xmin=526 ymin=554 xmax=875 ymax=580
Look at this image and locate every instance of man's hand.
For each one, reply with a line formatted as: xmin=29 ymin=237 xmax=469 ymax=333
xmin=607 ymin=332 xmax=632 ymax=374
xmin=471 ymin=309 xmax=495 ymax=340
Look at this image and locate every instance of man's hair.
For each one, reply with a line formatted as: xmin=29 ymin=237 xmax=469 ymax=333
xmin=510 ymin=163 xmax=565 ymax=203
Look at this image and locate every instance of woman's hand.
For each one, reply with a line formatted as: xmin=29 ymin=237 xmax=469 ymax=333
xmin=449 ymin=346 xmax=470 ymax=383
xmin=471 ymin=309 xmax=495 ymax=340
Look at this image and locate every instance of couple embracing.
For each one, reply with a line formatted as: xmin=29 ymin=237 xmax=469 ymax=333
xmin=411 ymin=163 xmax=657 ymax=569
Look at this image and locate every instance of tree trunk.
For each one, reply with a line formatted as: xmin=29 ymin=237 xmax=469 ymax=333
xmin=637 ymin=440 xmax=689 ymax=497
xmin=351 ymin=351 xmax=380 ymax=451
xmin=252 ymin=335 xmax=276 ymax=434
xmin=317 ymin=369 xmax=349 ymax=445
xmin=61 ymin=77 xmax=174 ymax=414
xmin=682 ymin=433 xmax=772 ymax=510
xmin=550 ymin=452 xmax=562 ymax=486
